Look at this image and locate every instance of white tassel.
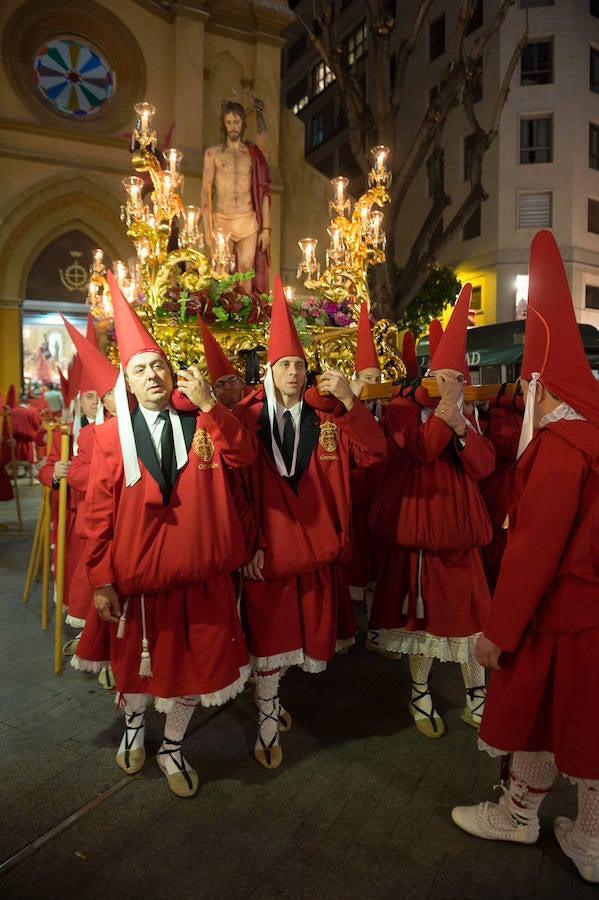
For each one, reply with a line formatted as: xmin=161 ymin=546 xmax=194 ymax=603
xmin=138 ymin=595 xmax=153 ymax=678
xmin=117 ymin=597 xmax=129 ymax=639
xmin=139 ymin=639 xmax=153 ymax=677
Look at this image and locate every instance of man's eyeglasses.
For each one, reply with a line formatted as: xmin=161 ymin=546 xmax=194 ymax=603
xmin=213 ymin=376 xmax=241 ymax=390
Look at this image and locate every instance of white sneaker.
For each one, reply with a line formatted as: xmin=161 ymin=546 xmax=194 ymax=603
xmin=452 ymin=795 xmax=539 ymax=844
xmin=554 ymin=816 xmax=599 ymax=883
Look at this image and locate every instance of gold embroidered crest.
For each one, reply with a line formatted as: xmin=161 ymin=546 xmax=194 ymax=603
xmin=319 ymin=421 xmax=338 ymax=453
xmin=192 ymin=428 xmax=215 ymax=463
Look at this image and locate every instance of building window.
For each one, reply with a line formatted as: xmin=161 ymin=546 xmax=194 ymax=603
xmin=591 ymin=48 xmax=599 ymax=93
xmin=344 ymin=22 xmax=367 ymax=66
xmin=429 ymin=15 xmax=445 ymax=61
xmin=521 ymin=39 xmax=553 ymax=85
xmin=589 ymin=198 xmax=599 ymax=233
xmin=465 ymin=0 xmax=483 ymax=35
xmin=592 ymin=1 xmax=599 ymax=19
xmin=309 ymin=101 xmax=335 ymax=151
xmin=463 ymin=205 xmax=481 ymax=240
xmin=520 ymin=0 xmax=553 ymax=7
xmin=470 ymin=285 xmax=482 ymax=311
xmin=292 ymin=96 xmax=308 ymax=115
xmin=313 ymin=62 xmax=335 ymax=96
xmin=520 ymin=116 xmax=552 ymax=163
xmin=586 ymin=285 xmax=599 ymax=308
xmin=310 ymin=112 xmax=325 ymax=149
xmin=287 ymin=79 xmax=308 ymax=115
xmin=518 ymin=191 xmax=552 ymax=228
xmin=463 ymin=133 xmax=477 ymax=180
xmin=590 ymin=124 xmax=599 ymax=169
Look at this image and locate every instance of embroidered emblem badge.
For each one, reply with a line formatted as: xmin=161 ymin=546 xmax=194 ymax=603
xmin=319 ymin=421 xmax=338 ymax=453
xmin=192 ymin=428 xmax=215 ymax=462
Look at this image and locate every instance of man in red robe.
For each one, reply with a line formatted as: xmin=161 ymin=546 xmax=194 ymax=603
xmin=236 ymin=276 xmax=387 ymax=769
xmin=369 ymin=285 xmax=495 ymax=738
xmin=452 ymin=231 xmax=599 ymax=885
xmin=77 ymin=273 xmax=255 ymax=798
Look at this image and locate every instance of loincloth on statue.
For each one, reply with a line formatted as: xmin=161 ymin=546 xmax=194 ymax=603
xmin=214 ymin=212 xmax=259 ymax=243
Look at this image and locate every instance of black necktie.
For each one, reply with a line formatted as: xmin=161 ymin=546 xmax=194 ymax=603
xmin=159 ymin=409 xmax=174 ymax=500
xmin=281 ymin=409 xmax=295 ymax=473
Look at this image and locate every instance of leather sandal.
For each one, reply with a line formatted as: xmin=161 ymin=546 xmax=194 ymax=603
xmin=254 ymin=695 xmax=283 ymax=769
xmin=116 ymin=710 xmax=146 ymax=774
xmin=461 ymin=685 xmax=486 ymax=729
xmin=409 ymin=681 xmax=445 ymax=739
xmin=157 ymin=738 xmax=199 ymax=798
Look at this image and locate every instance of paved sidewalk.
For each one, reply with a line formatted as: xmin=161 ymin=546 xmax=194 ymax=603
xmin=0 ymin=482 xmax=596 ymax=899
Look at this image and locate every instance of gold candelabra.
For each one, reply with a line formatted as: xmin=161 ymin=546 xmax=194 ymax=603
xmin=297 ymin=145 xmax=391 ymax=313
xmin=121 ymin=101 xmax=211 ymax=314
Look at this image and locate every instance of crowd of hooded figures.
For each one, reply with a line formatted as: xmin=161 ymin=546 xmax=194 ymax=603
xmin=29 ymin=231 xmax=599 ymax=885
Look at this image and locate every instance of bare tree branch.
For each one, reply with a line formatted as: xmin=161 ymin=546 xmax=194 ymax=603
xmin=297 ymin=0 xmax=524 ymax=318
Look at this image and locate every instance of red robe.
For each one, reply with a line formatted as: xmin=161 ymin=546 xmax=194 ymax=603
xmin=478 ymin=400 xmax=522 ymax=593
xmin=10 ymin=406 xmax=42 ymax=464
xmin=77 ymin=403 xmax=256 ymax=702
xmin=236 ymin=389 xmax=387 ymax=668
xmin=342 ymin=400 xmax=388 ymax=590
xmin=369 ymin=392 xmax=495 ymax=652
xmin=479 ymin=420 xmax=599 ymax=778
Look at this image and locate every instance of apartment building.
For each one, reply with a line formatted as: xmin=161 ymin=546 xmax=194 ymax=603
xmin=281 ymin=0 xmax=599 ymax=330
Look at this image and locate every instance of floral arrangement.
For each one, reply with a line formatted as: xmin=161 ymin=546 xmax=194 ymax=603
xmin=156 ymin=271 xmax=272 ymax=325
xmin=290 ymin=295 xmax=357 ymax=332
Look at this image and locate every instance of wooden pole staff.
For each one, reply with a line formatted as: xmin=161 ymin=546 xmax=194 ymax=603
xmin=54 ymin=425 xmax=70 ymax=676
xmin=23 ymin=424 xmax=55 ymax=605
xmin=359 ymin=379 xmax=519 ymax=403
xmin=39 ymin=424 xmax=56 ymax=629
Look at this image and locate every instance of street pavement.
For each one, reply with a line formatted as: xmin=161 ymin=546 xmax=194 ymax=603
xmin=0 ymin=482 xmax=596 ymax=899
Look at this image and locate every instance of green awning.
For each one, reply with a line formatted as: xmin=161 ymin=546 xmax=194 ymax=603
xmin=416 ymin=321 xmax=599 ymax=369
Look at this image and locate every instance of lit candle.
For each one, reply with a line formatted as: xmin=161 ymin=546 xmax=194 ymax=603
xmin=114 ymin=260 xmax=127 ymax=285
xmin=371 ymin=211 xmax=383 ymax=239
xmin=332 ymin=177 xmax=347 ymax=206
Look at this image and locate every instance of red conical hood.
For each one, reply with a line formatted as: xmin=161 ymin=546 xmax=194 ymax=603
xmin=429 ymin=284 xmax=472 ymax=382
xmin=86 ymin=313 xmax=99 ymax=348
xmin=60 ymin=314 xmax=118 ymax=400
xmin=354 ymin=303 xmax=379 ymax=372
xmin=522 ymin=230 xmax=599 ymax=424
xmin=428 ymin=319 xmax=443 ymax=362
xmin=6 ymin=385 xmax=16 ymax=408
xmin=107 ymin=271 xmax=166 ymax=370
xmin=67 ymin=354 xmax=82 ymax=405
xmin=401 ymin=331 xmax=419 ymax=378
xmin=197 ymin=315 xmax=238 ymax=382
xmin=266 ymin=274 xmax=305 ymax=364
xmin=58 ymin=367 xmax=69 ymax=404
